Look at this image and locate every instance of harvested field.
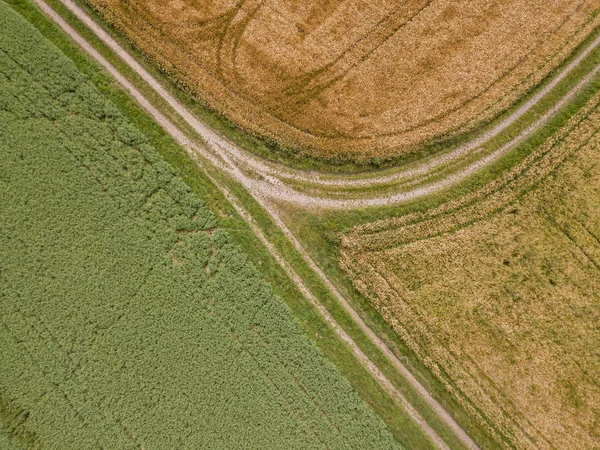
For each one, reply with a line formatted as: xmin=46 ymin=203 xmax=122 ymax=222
xmin=81 ymin=0 xmax=600 ymax=160
xmin=342 ymin=83 xmax=600 ymax=448
xmin=0 ymin=4 xmax=400 ymax=448
xmin=341 ymin=88 xmax=600 ymax=448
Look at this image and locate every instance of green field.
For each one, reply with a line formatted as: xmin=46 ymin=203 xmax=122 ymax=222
xmin=0 ymin=3 xmax=402 ymax=448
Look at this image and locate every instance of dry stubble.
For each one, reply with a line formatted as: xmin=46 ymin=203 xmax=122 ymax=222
xmin=83 ymin=0 xmax=600 ymax=159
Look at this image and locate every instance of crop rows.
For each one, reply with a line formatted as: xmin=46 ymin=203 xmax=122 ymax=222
xmin=343 ymin=87 xmax=600 ymax=252
xmin=341 ymin=90 xmax=600 ymax=448
xmin=0 ymin=3 xmax=400 ymax=448
xmin=81 ymin=0 xmax=600 ymax=160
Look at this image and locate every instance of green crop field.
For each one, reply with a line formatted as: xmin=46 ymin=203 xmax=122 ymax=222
xmin=0 ymin=3 xmax=401 ymax=448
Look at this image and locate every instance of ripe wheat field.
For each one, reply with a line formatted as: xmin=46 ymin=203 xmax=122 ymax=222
xmin=82 ymin=0 xmax=600 ymax=160
xmin=341 ymin=88 xmax=600 ymax=449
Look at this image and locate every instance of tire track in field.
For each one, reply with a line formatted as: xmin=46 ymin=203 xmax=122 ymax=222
xmin=32 ymin=1 xmax=461 ymax=448
xmin=271 ymin=0 xmax=433 ymax=112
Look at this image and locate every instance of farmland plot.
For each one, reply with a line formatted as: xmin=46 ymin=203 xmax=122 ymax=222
xmin=341 ymin=89 xmax=600 ymax=448
xmin=81 ymin=0 xmax=600 ymax=160
xmin=0 ymin=3 xmax=400 ymax=448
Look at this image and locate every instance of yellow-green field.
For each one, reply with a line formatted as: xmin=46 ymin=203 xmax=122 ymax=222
xmin=341 ymin=89 xmax=600 ymax=448
xmin=81 ymin=0 xmax=600 ymax=160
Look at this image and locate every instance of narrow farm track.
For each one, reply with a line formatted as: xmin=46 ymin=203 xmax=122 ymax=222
xmin=32 ymin=0 xmax=600 ymax=448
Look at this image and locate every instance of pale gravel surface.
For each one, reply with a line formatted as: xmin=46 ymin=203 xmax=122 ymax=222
xmin=33 ymin=0 xmax=599 ymax=447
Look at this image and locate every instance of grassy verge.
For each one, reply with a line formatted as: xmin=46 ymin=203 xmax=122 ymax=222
xmin=3 ymin=0 xmax=468 ymax=448
xmin=286 ymin=70 xmax=600 ymax=230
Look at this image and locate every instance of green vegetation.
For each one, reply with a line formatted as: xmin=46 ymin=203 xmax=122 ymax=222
xmin=0 ymin=3 xmax=401 ymax=448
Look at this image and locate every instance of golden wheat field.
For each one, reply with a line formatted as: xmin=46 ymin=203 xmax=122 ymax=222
xmin=341 ymin=90 xmax=600 ymax=449
xmin=83 ymin=0 xmax=600 ymax=159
